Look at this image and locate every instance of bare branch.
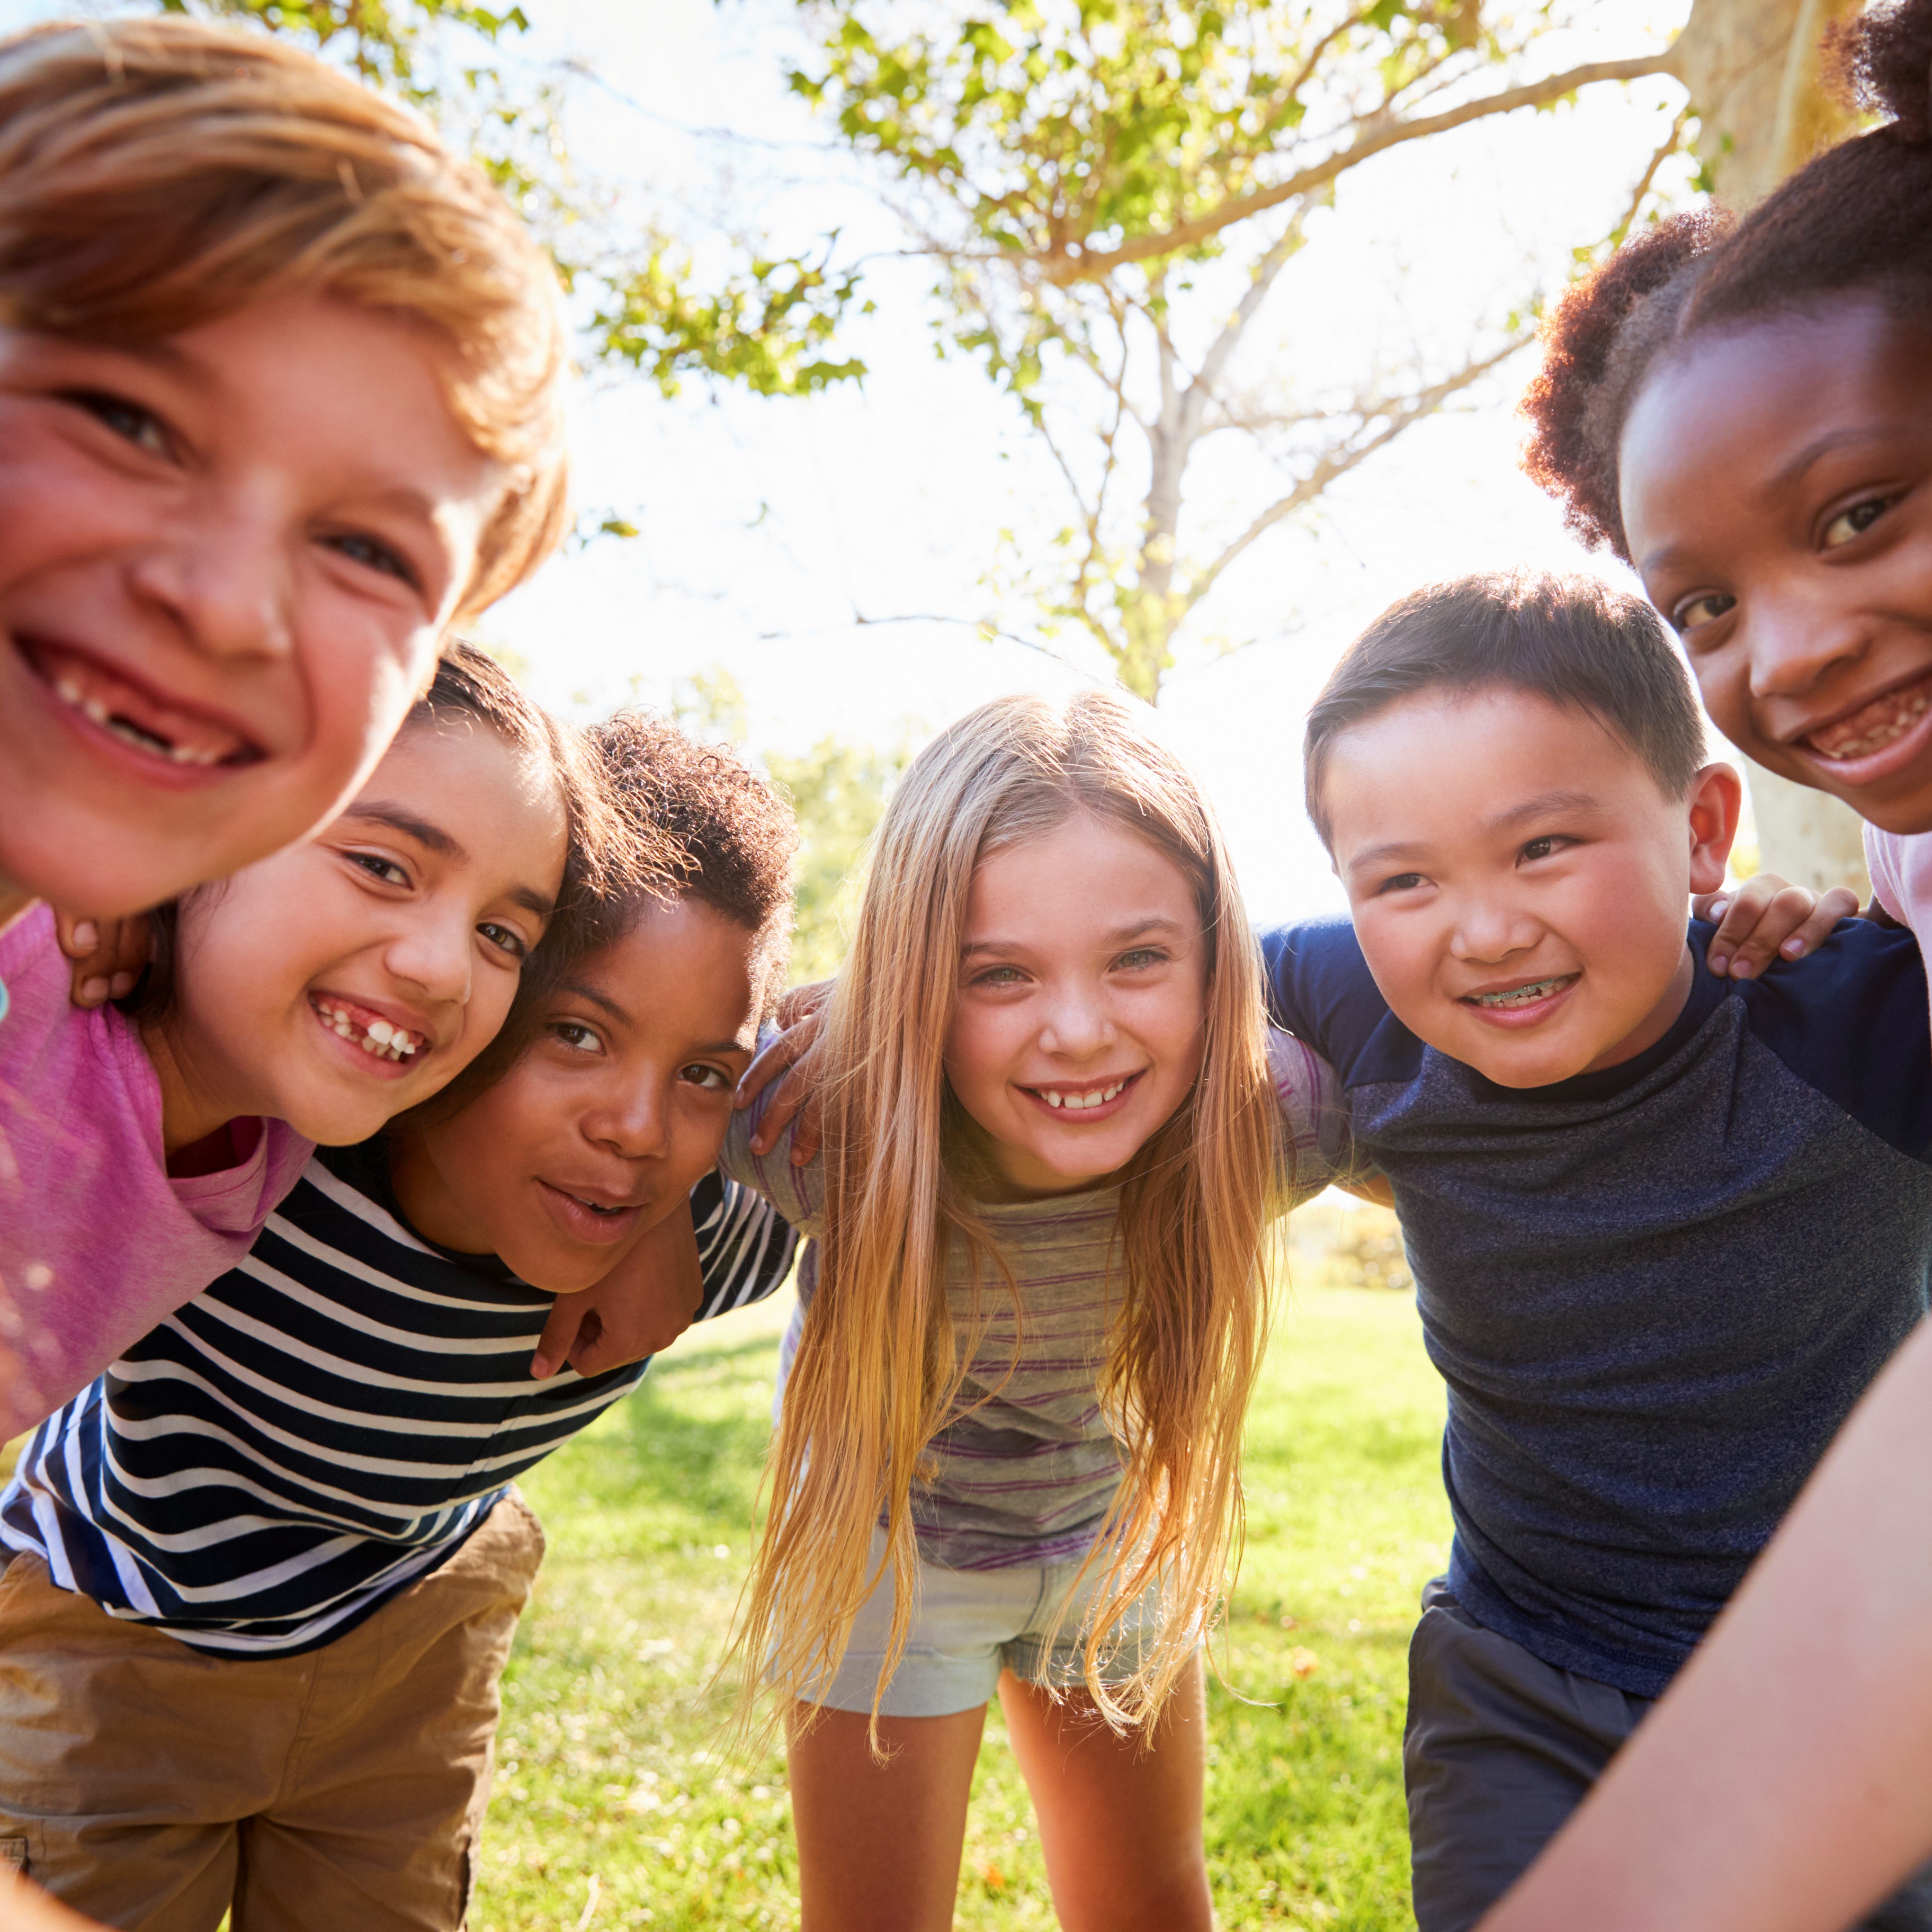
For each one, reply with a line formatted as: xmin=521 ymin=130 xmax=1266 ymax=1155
xmin=1609 ymin=108 xmax=1689 ymax=246
xmin=1194 ymin=211 xmax=1307 ymax=402
xmin=1036 ymin=51 xmax=1679 ymax=285
xmin=1179 ymin=333 xmax=1533 ymax=612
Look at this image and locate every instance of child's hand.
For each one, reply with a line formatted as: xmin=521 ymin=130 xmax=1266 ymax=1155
xmin=736 ymin=979 xmax=831 ymax=1165
xmin=57 ymin=910 xmax=149 ymax=1008
xmin=1696 ymin=875 xmax=1860 ymax=980
xmin=529 ymin=1200 xmax=704 ymax=1380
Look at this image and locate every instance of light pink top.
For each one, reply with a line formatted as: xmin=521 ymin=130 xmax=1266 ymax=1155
xmin=0 ymin=906 xmax=311 ymax=1441
xmin=1864 ymin=824 xmax=1932 ymax=934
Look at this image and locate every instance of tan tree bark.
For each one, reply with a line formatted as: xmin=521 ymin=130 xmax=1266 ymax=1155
xmin=1671 ymin=0 xmax=1872 ymax=895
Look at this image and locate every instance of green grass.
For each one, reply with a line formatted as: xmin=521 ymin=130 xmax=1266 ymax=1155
xmin=478 ymin=1231 xmax=1449 ymax=1931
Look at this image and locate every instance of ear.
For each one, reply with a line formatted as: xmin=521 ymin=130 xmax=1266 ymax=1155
xmin=1685 ymin=762 xmax=1743 ymax=894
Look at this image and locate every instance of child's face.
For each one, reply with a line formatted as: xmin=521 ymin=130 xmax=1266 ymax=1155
xmin=389 ymin=898 xmax=762 ymax=1292
xmin=1620 ymin=298 xmax=1932 ymax=834
xmin=944 ymin=811 xmax=1209 ymax=1199
xmin=155 ymin=720 xmax=566 ymax=1144
xmin=1323 ymin=687 xmax=1737 ymax=1089
xmin=0 ymin=293 xmax=505 ymax=919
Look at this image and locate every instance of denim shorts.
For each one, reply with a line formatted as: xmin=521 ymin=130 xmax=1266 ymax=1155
xmin=808 ymin=1528 xmax=1164 ymax=1719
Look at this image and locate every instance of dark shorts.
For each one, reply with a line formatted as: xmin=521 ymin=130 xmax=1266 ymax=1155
xmin=1403 ymin=1577 xmax=1932 ymax=1932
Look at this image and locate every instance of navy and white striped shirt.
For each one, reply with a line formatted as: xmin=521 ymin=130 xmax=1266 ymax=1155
xmin=1 ymin=1138 xmax=794 ymax=1656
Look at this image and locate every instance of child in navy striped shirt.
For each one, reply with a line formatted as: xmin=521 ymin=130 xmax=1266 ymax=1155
xmin=0 ymin=712 xmax=800 ymax=1932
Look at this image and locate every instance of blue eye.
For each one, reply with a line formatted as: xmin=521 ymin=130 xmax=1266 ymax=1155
xmin=65 ymin=389 xmax=171 ymax=459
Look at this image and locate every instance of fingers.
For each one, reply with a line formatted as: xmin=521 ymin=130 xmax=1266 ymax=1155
xmin=750 ymin=1044 xmax=825 ymax=1162
xmin=56 ymin=909 xmax=149 ymax=1008
xmin=775 ymin=978 xmax=834 ymax=1030
xmin=736 ymin=1008 xmax=825 ymax=1114
xmin=530 ymin=1290 xmax=589 ymax=1380
xmin=1704 ymin=878 xmax=1857 ymax=979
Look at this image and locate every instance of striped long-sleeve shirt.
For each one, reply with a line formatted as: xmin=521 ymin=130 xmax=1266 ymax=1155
xmin=0 ymin=1137 xmax=794 ymax=1656
xmin=722 ymin=1028 xmax=1354 ymax=1572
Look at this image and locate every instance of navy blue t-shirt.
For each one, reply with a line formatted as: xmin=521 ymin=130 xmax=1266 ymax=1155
xmin=1264 ymin=915 xmax=1932 ymax=1697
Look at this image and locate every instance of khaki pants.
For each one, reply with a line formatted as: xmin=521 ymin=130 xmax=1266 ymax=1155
xmin=0 ymin=1492 xmax=545 ymax=1932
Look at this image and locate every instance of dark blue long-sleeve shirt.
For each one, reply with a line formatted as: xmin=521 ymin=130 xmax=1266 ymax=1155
xmin=1264 ymin=915 xmax=1932 ymax=1696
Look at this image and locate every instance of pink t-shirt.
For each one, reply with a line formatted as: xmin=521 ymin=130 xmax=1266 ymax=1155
xmin=1865 ymin=824 xmax=1932 ymax=933
xmin=0 ymin=906 xmax=311 ymax=1440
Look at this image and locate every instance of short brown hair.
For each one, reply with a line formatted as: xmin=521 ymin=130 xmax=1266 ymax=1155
xmin=1303 ymin=571 xmax=1709 ymax=846
xmin=0 ymin=16 xmax=569 ymax=619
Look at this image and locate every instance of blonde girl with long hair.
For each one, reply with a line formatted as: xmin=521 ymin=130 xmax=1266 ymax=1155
xmin=721 ymin=689 xmax=1359 ymax=1931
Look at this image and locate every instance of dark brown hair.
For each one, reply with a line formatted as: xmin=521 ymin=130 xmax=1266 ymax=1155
xmin=123 ymin=641 xmax=631 ymax=1022
xmin=1522 ymin=0 xmax=1932 ymax=559
xmin=412 ymin=707 xmax=799 ymax=1120
xmin=1303 ymin=570 xmax=1709 ymax=844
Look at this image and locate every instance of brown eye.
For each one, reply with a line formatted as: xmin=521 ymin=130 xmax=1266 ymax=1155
xmin=1822 ymin=496 xmax=1896 ymax=548
xmin=1674 ymin=593 xmax=1736 ymax=631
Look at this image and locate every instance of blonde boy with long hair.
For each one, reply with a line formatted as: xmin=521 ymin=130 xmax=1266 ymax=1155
xmin=722 ymin=689 xmax=1365 ymax=1931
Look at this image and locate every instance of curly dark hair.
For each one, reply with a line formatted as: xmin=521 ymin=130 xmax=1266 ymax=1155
xmin=411 ymin=709 xmax=800 ymax=1121
xmin=1523 ymin=0 xmax=1932 ymax=559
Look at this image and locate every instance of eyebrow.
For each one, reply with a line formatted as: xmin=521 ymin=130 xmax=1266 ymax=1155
xmin=343 ymin=803 xmax=556 ymax=919
xmin=558 ymin=983 xmax=631 ymax=1024
xmin=341 ymin=802 xmax=467 ymax=863
xmin=1344 ymin=791 xmax=1605 ymax=875
xmin=1768 ymin=423 xmax=1900 ymax=493
xmin=960 ymin=915 xmax=1188 ymax=960
xmin=1481 ymin=788 xmax=1607 ymax=833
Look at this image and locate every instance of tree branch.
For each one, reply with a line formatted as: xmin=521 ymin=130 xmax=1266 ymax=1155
xmin=1179 ymin=333 xmax=1533 ymax=613
xmin=1037 ymin=50 xmax=1680 ymax=285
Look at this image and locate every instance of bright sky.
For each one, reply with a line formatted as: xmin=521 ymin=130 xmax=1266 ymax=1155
xmin=4 ymin=0 xmax=1703 ymax=924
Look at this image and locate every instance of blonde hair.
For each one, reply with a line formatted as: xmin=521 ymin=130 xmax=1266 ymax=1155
xmin=733 ymin=688 xmax=1281 ymax=1745
xmin=0 ymin=16 xmax=568 ymax=620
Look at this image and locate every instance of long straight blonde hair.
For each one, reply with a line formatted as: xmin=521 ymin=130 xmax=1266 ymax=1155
xmin=732 ymin=688 xmax=1282 ymax=1743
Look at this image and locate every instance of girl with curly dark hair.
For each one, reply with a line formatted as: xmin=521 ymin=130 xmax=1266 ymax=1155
xmin=1478 ymin=7 xmax=1932 ymax=1929
xmin=1521 ymin=0 xmax=1932 ymax=930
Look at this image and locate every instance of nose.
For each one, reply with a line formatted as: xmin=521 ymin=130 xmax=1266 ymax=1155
xmin=129 ymin=486 xmax=296 ymax=664
xmin=1036 ymin=983 xmax=1116 ymax=1061
xmin=1745 ymin=583 xmax=1872 ymax=703
xmin=581 ymin=1074 xmax=671 ymax=1161
xmin=1448 ymin=889 xmax=1542 ymax=967
xmin=382 ymin=908 xmax=475 ymax=1012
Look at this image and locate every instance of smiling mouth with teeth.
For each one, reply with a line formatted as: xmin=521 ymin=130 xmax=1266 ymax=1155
xmin=1463 ymin=974 xmax=1579 ymax=1010
xmin=1031 ymin=1074 xmax=1139 ymax=1112
xmin=312 ymin=997 xmax=427 ymax=1063
xmin=1803 ymin=674 xmax=1932 ymax=763
xmin=29 ymin=638 xmax=262 ymax=770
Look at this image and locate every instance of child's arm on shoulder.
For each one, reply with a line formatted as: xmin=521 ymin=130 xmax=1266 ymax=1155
xmin=56 ymin=909 xmax=147 ymax=1008
xmin=1695 ymin=874 xmax=1861 ymax=980
xmin=531 ymin=1199 xmax=703 ymax=1380
xmin=734 ymin=980 xmax=830 ymax=1164
xmin=1477 ymin=1315 xmax=1932 ymax=1932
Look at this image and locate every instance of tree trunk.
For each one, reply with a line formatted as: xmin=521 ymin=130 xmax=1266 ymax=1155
xmin=1672 ymin=0 xmax=1871 ymax=895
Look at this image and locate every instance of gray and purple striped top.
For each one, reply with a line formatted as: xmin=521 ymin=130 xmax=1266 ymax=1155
xmin=721 ymin=1030 xmax=1354 ymax=1571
